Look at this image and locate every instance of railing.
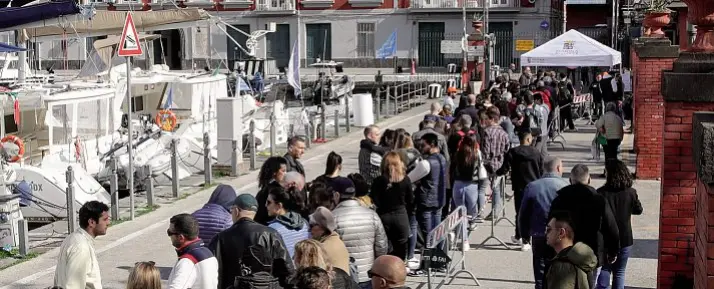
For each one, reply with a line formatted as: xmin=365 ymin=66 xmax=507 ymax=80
xmin=410 ymin=0 xmax=520 ymax=9
xmin=255 ymin=0 xmax=296 ymax=10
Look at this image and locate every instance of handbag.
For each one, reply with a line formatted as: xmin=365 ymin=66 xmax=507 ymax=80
xmin=476 ymin=150 xmax=488 ymax=181
xmin=597 ymin=133 xmax=607 ymax=146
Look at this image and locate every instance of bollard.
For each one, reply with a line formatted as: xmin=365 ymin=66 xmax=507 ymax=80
xmin=375 ymin=88 xmax=381 ymax=121
xmin=203 ymin=132 xmax=212 ymax=186
xmin=109 ymin=156 xmax=119 ymax=220
xmin=249 ymin=120 xmax=256 ymax=171
xmin=334 ymin=109 xmax=340 ymax=137
xmin=18 ymin=219 xmax=28 ymax=256
xmin=170 ymin=138 xmax=179 ymax=198
xmin=269 ymin=113 xmax=276 ymax=157
xmin=306 ymin=114 xmax=314 ymax=148
xmin=345 ymin=93 xmax=351 ymax=133
xmin=320 ymin=104 xmax=327 ymax=140
xmin=144 ymin=165 xmax=154 ymax=208
xmin=385 ymin=86 xmax=391 ymax=116
xmin=65 ymin=166 xmax=76 ymax=232
xmin=231 ymin=140 xmax=238 ymax=177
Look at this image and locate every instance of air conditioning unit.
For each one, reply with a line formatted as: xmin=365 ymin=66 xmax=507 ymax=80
xmin=265 ymin=22 xmax=277 ymax=32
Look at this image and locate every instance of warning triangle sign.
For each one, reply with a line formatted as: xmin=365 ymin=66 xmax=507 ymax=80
xmin=118 ymin=13 xmax=143 ymax=57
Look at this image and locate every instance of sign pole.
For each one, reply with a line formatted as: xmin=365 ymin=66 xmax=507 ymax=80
xmin=118 ymin=12 xmax=142 ymax=221
xmin=126 ymin=57 xmax=135 ymax=220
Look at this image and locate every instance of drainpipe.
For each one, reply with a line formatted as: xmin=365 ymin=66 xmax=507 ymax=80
xmin=16 ymin=31 xmax=26 ymax=84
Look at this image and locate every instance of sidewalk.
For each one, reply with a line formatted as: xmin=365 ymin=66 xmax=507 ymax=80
xmin=0 ymin=112 xmax=659 ymax=289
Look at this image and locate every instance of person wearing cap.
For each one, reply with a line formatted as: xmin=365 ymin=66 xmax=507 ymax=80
xmin=412 ymin=120 xmax=449 ymax=164
xmin=191 ymin=184 xmax=237 ymax=244
xmin=208 ymin=194 xmax=294 ymax=289
xmin=332 ymin=185 xmax=388 ymax=288
xmin=309 ymin=206 xmax=351 ymax=275
xmin=444 ymin=87 xmax=457 ymax=108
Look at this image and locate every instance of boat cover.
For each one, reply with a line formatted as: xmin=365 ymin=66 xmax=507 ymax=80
xmin=25 ymin=8 xmax=210 ymax=39
xmin=0 ymin=0 xmax=80 ymax=31
xmin=0 ymin=42 xmax=26 ymax=52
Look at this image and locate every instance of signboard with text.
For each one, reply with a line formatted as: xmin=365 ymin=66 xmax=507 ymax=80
xmin=516 ymin=39 xmax=535 ymax=51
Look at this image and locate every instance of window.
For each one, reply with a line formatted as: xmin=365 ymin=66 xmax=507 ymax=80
xmin=131 ymin=95 xmax=144 ymax=112
xmin=357 ymin=23 xmax=375 ymax=58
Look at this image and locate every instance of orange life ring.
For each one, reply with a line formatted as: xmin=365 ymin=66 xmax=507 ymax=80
xmin=155 ymin=109 xmax=178 ymax=131
xmin=1 ymin=135 xmax=25 ymax=162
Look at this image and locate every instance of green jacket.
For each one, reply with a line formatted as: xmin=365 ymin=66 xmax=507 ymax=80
xmin=546 ymin=242 xmax=597 ymax=289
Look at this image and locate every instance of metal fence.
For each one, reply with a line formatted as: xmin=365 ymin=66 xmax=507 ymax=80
xmin=416 ymin=28 xmax=611 ymax=69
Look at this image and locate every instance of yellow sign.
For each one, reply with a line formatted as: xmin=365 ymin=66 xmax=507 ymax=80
xmin=516 ymin=39 xmax=535 ymax=51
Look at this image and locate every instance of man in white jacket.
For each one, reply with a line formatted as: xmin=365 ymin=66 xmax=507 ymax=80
xmin=167 ymin=213 xmax=218 ymax=289
xmin=54 ymin=201 xmax=110 ymax=289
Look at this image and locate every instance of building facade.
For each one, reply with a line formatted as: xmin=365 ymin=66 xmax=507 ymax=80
xmin=35 ymin=0 xmax=564 ymax=70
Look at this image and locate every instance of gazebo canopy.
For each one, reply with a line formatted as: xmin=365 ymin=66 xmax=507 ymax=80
xmin=520 ymin=29 xmax=622 ymax=67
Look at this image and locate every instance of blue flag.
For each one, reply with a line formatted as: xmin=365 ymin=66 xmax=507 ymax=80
xmin=376 ymin=29 xmax=397 ymax=59
xmin=164 ymin=86 xmax=173 ymax=109
xmin=287 ymin=39 xmax=302 ymax=97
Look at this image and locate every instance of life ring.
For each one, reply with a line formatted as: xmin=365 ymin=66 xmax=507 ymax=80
xmin=155 ymin=109 xmax=178 ymax=131
xmin=1 ymin=135 xmax=25 ymax=163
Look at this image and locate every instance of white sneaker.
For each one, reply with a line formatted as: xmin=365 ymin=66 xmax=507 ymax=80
xmin=407 ymin=257 xmax=420 ymax=270
xmin=521 ymin=244 xmax=532 ymax=252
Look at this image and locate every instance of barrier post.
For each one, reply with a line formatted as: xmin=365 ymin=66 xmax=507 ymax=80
xmin=144 ymin=165 xmax=154 ymax=208
xmin=203 ymin=132 xmax=212 ymax=186
xmin=385 ymin=86 xmax=391 ymax=116
xmin=269 ymin=113 xmax=276 ymax=157
xmin=344 ymin=93 xmax=351 ymax=133
xmin=17 ymin=219 xmax=28 ymax=256
xmin=393 ymin=86 xmax=398 ymax=115
xmin=306 ymin=114 xmax=313 ymax=148
xmin=375 ymin=89 xmax=381 ymax=121
xmin=170 ymin=138 xmax=179 ymax=198
xmin=231 ymin=140 xmax=238 ymax=177
xmin=334 ymin=110 xmax=340 ymax=137
xmin=65 ymin=166 xmax=76 ymax=232
xmin=249 ymin=120 xmax=256 ymax=171
xmin=320 ymin=104 xmax=327 ymax=141
xmin=109 ymin=156 xmax=119 ymax=220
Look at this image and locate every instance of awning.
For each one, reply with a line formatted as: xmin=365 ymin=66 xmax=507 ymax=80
xmin=520 ymin=29 xmax=622 ymax=67
xmin=0 ymin=43 xmax=26 ymax=53
xmin=0 ymin=0 xmax=80 ymax=31
xmin=25 ymin=8 xmax=211 ymax=40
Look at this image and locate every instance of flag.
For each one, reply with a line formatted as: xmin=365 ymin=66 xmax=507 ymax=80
xmin=287 ymin=39 xmax=302 ymax=97
xmin=11 ymin=93 xmax=19 ymax=125
xmin=376 ymin=29 xmax=397 ymax=59
xmin=164 ymin=87 xmax=173 ymax=110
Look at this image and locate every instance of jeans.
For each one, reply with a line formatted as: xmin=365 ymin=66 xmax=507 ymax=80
xmin=531 ymin=236 xmax=555 ymax=289
xmin=407 ymin=214 xmax=418 ymax=260
xmin=480 ymin=176 xmax=503 ymax=217
xmin=452 ymin=180 xmax=481 ymax=218
xmin=597 ymin=245 xmax=632 ymax=289
xmin=604 ymin=138 xmax=622 ymax=163
xmin=417 ymin=208 xmax=442 ymax=248
xmin=359 ymin=281 xmax=372 ymax=289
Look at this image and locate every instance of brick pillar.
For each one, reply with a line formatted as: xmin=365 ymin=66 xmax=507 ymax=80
xmin=630 ymin=39 xmax=678 ymax=180
xmin=660 ymin=51 xmax=714 ymax=288
xmin=692 ymin=112 xmax=714 ymax=289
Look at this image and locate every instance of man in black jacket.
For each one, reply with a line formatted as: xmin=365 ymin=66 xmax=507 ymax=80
xmin=549 ymin=164 xmax=620 ymax=288
xmin=454 ymin=94 xmax=480 ymax=130
xmin=284 ymin=136 xmax=306 ymax=176
xmin=209 ymin=194 xmax=294 ymax=289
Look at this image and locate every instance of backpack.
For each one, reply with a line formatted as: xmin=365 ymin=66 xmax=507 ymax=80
xmin=558 ymin=81 xmax=572 ymax=104
xmin=522 ymin=107 xmax=542 ymax=137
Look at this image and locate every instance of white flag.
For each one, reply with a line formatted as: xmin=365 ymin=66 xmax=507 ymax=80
xmin=287 ymin=39 xmax=302 ymax=97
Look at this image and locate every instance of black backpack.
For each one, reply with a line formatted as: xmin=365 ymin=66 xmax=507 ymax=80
xmin=522 ymin=108 xmax=542 ymax=137
xmin=558 ymin=82 xmax=572 ymax=104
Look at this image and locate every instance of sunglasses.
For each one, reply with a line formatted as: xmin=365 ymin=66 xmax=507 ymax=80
xmin=367 ymin=270 xmax=393 ymax=283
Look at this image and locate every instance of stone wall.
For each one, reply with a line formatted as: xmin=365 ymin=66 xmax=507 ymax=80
xmin=630 ymin=39 xmax=677 ymax=180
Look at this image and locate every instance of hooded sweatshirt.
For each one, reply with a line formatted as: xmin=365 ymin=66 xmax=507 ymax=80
xmin=546 ymin=242 xmax=597 ymax=289
xmin=192 ymin=184 xmax=236 ymax=244
xmin=268 ymin=211 xmax=309 ymax=258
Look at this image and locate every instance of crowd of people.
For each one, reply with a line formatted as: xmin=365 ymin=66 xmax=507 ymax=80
xmin=51 ymin=68 xmax=642 ymax=289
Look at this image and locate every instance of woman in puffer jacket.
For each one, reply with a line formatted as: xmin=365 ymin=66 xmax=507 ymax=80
xmin=191 ymin=184 xmax=237 ymax=244
xmin=266 ymin=186 xmax=310 ymax=258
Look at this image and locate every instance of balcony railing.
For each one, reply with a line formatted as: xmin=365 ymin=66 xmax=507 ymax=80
xmin=410 ymin=0 xmax=519 ymax=9
xmin=255 ymin=0 xmax=296 ymax=10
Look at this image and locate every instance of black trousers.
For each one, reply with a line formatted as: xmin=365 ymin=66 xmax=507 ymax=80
xmin=560 ymin=106 xmax=575 ymax=130
xmin=604 ymin=138 xmax=622 ymax=163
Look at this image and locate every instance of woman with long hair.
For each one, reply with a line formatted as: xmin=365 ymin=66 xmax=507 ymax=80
xmin=596 ymin=160 xmax=643 ymax=289
xmin=126 ymin=261 xmax=161 ymax=289
xmin=267 ymin=186 xmax=310 ymax=258
xmin=308 ymin=181 xmax=338 ymax=211
xmin=293 ymin=239 xmax=358 ymax=289
xmin=379 ymin=129 xmax=397 ymax=149
xmin=255 ymin=156 xmax=288 ymax=224
xmin=314 ymin=151 xmax=344 ymax=187
xmin=451 ymin=136 xmax=485 ymax=223
xmin=370 ymin=152 xmax=413 ymax=261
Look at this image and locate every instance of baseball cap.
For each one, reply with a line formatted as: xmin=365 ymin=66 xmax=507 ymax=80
xmin=309 ymin=206 xmax=337 ymax=232
xmin=330 ymin=177 xmax=355 ymax=199
xmin=232 ymin=194 xmax=259 ymax=211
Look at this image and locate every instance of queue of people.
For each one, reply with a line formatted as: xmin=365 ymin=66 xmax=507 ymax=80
xmin=51 ymin=74 xmax=641 ymax=289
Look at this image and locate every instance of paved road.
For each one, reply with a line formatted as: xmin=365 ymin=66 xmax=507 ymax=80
xmin=0 ymin=105 xmax=659 ymax=289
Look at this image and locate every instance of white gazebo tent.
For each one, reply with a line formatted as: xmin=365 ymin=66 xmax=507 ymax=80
xmin=520 ymin=29 xmax=622 ymax=67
